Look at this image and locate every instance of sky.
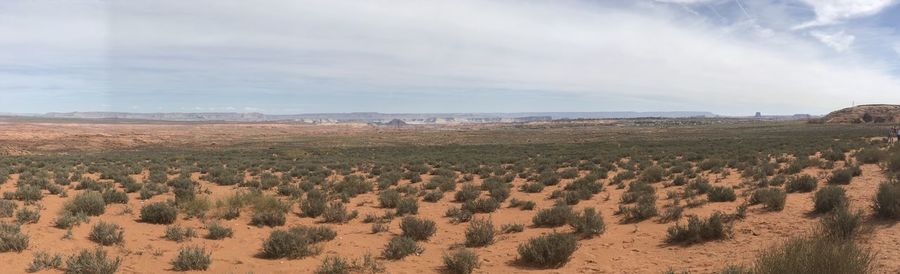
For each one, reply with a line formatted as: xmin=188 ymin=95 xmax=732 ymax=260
xmin=1 ymin=0 xmax=900 ymax=116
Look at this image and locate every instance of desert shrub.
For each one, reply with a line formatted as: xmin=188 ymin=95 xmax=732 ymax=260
xmin=685 ymin=178 xmax=712 ymax=194
xmin=618 ymin=194 xmax=658 ymax=223
xmin=301 ymin=189 xmax=327 ymax=218
xmin=378 ymin=189 xmax=401 ymax=208
xmin=88 ymin=222 xmax=124 ymax=246
xmin=400 ymin=216 xmax=436 ymax=241
xmin=64 ymin=191 xmax=105 ymax=216
xmin=205 ymin=222 xmax=233 ymax=240
xmin=395 ymin=197 xmax=419 ymax=215
xmin=665 ymin=212 xmax=730 ymax=245
xmin=454 ymin=184 xmax=480 ymax=202
xmin=316 ymin=254 xmax=385 ymax=274
xmin=14 ymin=185 xmax=42 ymax=204
xmin=445 ymin=207 xmax=473 ymax=224
xmin=250 ymin=196 xmax=289 ymax=227
xmin=76 ymin=179 xmax=108 ymax=192
xmin=54 ymin=211 xmax=89 ymax=229
xmin=786 ymin=175 xmax=817 ymax=193
xmin=382 ymin=236 xmax=422 ymax=260
xmin=0 ymin=222 xmax=29 ymax=252
xmin=517 ymin=232 xmax=577 ymax=268
xmin=707 ymin=186 xmax=736 ymax=202
xmin=873 ymin=181 xmax=900 ymax=218
xmin=443 ymin=248 xmax=479 ymax=274
xmin=181 ymin=196 xmax=211 ymax=219
xmin=640 ymin=166 xmax=666 ymax=183
xmin=821 ymin=206 xmax=863 ymax=240
xmin=532 ymin=205 xmax=573 ymax=227
xmin=0 ymin=200 xmax=17 ymax=217
xmin=27 ymin=251 xmax=63 ymax=273
xmin=423 ymin=190 xmax=444 ymax=202
xmin=261 ymin=225 xmax=336 ymax=259
xmin=813 ymin=186 xmax=848 ymax=213
xmin=165 ymin=225 xmax=196 ymax=242
xmin=750 ymin=188 xmax=786 ymax=211
xmin=171 ymin=246 xmax=211 ymax=271
xmin=500 ymin=223 xmax=524 ymax=233
xmin=371 ymin=222 xmax=389 ymax=234
xmin=828 ymin=169 xmax=853 ymax=185
xmin=323 ymin=201 xmax=357 ymax=223
xmin=752 ymin=236 xmax=873 ymax=274
xmin=16 ymin=207 xmax=40 ymax=224
xmin=101 ymin=190 xmax=128 ymax=204
xmin=64 ymin=248 xmax=121 ymax=274
xmin=570 ymin=207 xmax=605 ymax=238
xmin=521 ymin=182 xmax=545 ymax=193
xmin=854 ymin=148 xmax=884 ymax=164
xmin=464 ymin=218 xmax=494 ymax=247
xmin=140 ymin=202 xmax=177 ymax=224
xmin=462 ymin=197 xmax=499 ymax=213
xmin=488 ymin=186 xmax=510 ymax=202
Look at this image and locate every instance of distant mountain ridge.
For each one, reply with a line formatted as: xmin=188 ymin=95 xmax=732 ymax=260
xmin=38 ymin=111 xmax=718 ymax=123
xmin=820 ymin=104 xmax=900 ymax=124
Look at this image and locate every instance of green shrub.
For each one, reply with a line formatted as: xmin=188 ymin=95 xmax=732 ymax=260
xmin=454 ymin=184 xmax=481 ymax=203
xmin=820 ymin=206 xmax=863 ymax=240
xmin=15 ymin=185 xmax=43 ymax=204
xmin=0 ymin=200 xmax=17 ymax=218
xmin=205 ymin=222 xmax=233 ymax=240
xmin=749 ymin=188 xmax=786 ymax=211
xmin=665 ymin=212 xmax=730 ymax=245
xmin=786 ymin=175 xmax=818 ymax=193
xmin=140 ymin=202 xmax=177 ymax=224
xmin=752 ymin=236 xmax=873 ymax=274
xmin=813 ymin=186 xmax=848 ymax=213
xmin=64 ymin=248 xmax=121 ymax=274
xmin=88 ymin=222 xmax=124 ymax=246
xmin=396 ymin=198 xmax=419 ymax=215
xmin=520 ymin=182 xmax=545 ymax=193
xmin=443 ymin=248 xmax=479 ymax=274
xmin=618 ymin=195 xmax=658 ymax=223
xmin=64 ymin=191 xmax=105 ymax=216
xmin=532 ymin=205 xmax=573 ymax=227
xmin=873 ymin=181 xmax=900 ymax=219
xmin=423 ymin=191 xmax=444 ymax=202
xmin=27 ymin=251 xmax=63 ymax=273
xmin=261 ymin=225 xmax=335 ymax=259
xmin=301 ymin=189 xmax=327 ymax=218
xmin=16 ymin=207 xmax=40 ymax=224
xmin=462 ymin=197 xmax=499 ymax=213
xmin=381 ymin=236 xmax=422 ymax=260
xmin=378 ymin=189 xmax=401 ymax=208
xmin=854 ymin=148 xmax=884 ymax=164
xmin=323 ymin=201 xmax=357 ymax=223
xmin=171 ymin=246 xmax=211 ymax=271
xmin=315 ymin=254 xmax=385 ymax=274
xmin=445 ymin=207 xmax=473 ymax=224
xmin=707 ymin=186 xmax=736 ymax=202
xmin=165 ymin=225 xmax=196 ymax=242
xmin=827 ymin=169 xmax=853 ymax=185
xmin=400 ymin=216 xmax=436 ymax=241
xmin=570 ymin=207 xmax=605 ymax=238
xmin=54 ymin=211 xmax=89 ymax=229
xmin=0 ymin=222 xmax=29 ymax=252
xmin=181 ymin=196 xmax=211 ymax=219
xmin=464 ymin=218 xmax=494 ymax=247
xmin=251 ymin=210 xmax=286 ymax=227
xmin=101 ymin=190 xmax=128 ymax=204
xmin=517 ymin=232 xmax=577 ymax=268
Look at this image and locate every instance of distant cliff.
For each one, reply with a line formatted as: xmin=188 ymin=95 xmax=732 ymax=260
xmin=820 ymin=104 xmax=900 ymax=124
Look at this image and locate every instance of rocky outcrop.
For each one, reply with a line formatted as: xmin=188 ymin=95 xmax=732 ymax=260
xmin=821 ymin=104 xmax=900 ymax=124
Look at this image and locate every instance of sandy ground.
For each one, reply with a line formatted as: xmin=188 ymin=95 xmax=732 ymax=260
xmin=0 ymin=163 xmax=896 ymax=274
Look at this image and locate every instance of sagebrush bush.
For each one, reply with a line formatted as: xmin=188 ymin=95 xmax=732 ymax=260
xmin=65 ymin=191 xmax=105 ymax=216
xmin=570 ymin=207 xmax=605 ymax=238
xmin=873 ymin=180 xmax=900 ymax=219
xmin=462 ymin=197 xmax=499 ymax=213
xmin=820 ymin=206 xmax=863 ymax=240
xmin=464 ymin=218 xmax=494 ymax=247
xmin=443 ymin=248 xmax=479 ymax=274
xmin=315 ymin=254 xmax=385 ymax=274
xmin=0 ymin=222 xmax=29 ymax=252
xmin=827 ymin=169 xmax=853 ymax=185
xmin=378 ymin=189 xmax=401 ymax=208
xmin=322 ymin=201 xmax=356 ymax=223
xmin=854 ymin=148 xmax=884 ymax=164
xmin=0 ymin=200 xmax=17 ymax=218
xmin=752 ymin=236 xmax=873 ymax=274
xmin=101 ymin=190 xmax=128 ymax=204
xmin=64 ymin=248 xmax=121 ymax=274
xmin=396 ymin=197 xmax=419 ymax=215
xmin=401 ymin=216 xmax=436 ymax=241
xmin=140 ymin=202 xmax=177 ymax=224
xmin=665 ymin=212 xmax=730 ymax=245
xmin=618 ymin=195 xmax=658 ymax=223
xmin=517 ymin=232 xmax=577 ymax=268
xmin=88 ymin=222 xmax=124 ymax=246
xmin=205 ymin=222 xmax=233 ymax=240
xmin=532 ymin=205 xmax=573 ymax=227
xmin=382 ymin=236 xmax=422 ymax=260
xmin=423 ymin=190 xmax=444 ymax=202
xmin=786 ymin=175 xmax=818 ymax=193
xmin=454 ymin=184 xmax=480 ymax=202
xmin=813 ymin=186 xmax=848 ymax=214
xmin=171 ymin=246 xmax=212 ymax=271
xmin=27 ymin=251 xmax=63 ymax=273
xmin=261 ymin=225 xmax=335 ymax=259
xmin=749 ymin=188 xmax=786 ymax=211
xmin=446 ymin=207 xmax=473 ymax=224
xmin=501 ymin=223 xmax=524 ymax=233
xmin=707 ymin=186 xmax=736 ymax=202
xmin=300 ymin=189 xmax=327 ymax=218
xmin=16 ymin=207 xmax=40 ymax=224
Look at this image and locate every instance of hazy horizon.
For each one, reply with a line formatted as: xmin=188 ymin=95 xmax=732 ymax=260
xmin=3 ymin=0 xmax=900 ymax=115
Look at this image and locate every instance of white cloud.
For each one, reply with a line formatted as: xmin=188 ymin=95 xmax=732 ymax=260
xmin=810 ymin=30 xmax=856 ymax=52
xmin=795 ymin=0 xmax=897 ymax=29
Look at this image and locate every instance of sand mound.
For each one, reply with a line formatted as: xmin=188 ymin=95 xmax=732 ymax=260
xmin=821 ymin=104 xmax=900 ymax=124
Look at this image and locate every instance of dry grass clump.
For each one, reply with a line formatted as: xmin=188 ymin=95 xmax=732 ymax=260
xmin=171 ymin=246 xmax=212 ymax=271
xmin=443 ymin=249 xmax=479 ymax=274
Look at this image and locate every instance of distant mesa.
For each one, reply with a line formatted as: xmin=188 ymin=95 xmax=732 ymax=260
xmin=820 ymin=104 xmax=900 ymax=124
xmin=383 ymin=119 xmax=407 ymax=127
